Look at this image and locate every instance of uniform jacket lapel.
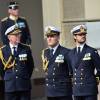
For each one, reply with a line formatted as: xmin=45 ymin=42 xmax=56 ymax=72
xmin=17 ymin=43 xmax=22 ymax=56
xmin=53 ymin=45 xmax=61 ymax=58
xmin=74 ymin=44 xmax=87 ymax=69
xmin=45 ymin=45 xmax=61 ymax=67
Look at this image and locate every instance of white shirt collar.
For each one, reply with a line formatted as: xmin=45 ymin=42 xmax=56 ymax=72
xmin=9 ymin=15 xmax=18 ymax=20
xmin=77 ymin=43 xmax=85 ymax=52
xmin=49 ymin=44 xmax=59 ymax=55
xmin=9 ymin=43 xmax=18 ymax=49
xmin=9 ymin=43 xmax=18 ymax=54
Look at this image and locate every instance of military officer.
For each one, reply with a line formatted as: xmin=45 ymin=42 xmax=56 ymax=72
xmin=42 ymin=26 xmax=73 ymax=100
xmin=68 ymin=24 xmax=100 ymax=100
xmin=0 ymin=25 xmax=34 ymax=100
xmin=0 ymin=1 xmax=31 ymax=45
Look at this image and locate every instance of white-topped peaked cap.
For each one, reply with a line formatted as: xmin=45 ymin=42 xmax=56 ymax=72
xmin=45 ymin=26 xmax=60 ymax=36
xmin=71 ymin=24 xmax=87 ymax=35
xmin=8 ymin=1 xmax=19 ymax=7
xmin=5 ymin=25 xmax=21 ymax=35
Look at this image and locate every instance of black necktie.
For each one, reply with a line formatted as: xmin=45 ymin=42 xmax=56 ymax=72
xmin=50 ymin=49 xmax=54 ymax=58
xmin=77 ymin=47 xmax=81 ymax=55
xmin=13 ymin=47 xmax=17 ymax=57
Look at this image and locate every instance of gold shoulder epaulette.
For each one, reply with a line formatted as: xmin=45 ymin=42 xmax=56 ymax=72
xmin=20 ymin=43 xmax=30 ymax=47
xmin=43 ymin=48 xmax=48 ymax=52
xmin=0 ymin=45 xmax=6 ymax=49
xmin=41 ymin=48 xmax=48 ymax=57
xmin=1 ymin=17 xmax=8 ymax=22
xmin=20 ymin=16 xmax=25 ymax=19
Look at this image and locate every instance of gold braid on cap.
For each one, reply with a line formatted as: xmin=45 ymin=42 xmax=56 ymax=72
xmin=0 ymin=49 xmax=15 ymax=70
xmin=11 ymin=29 xmax=21 ymax=34
xmin=41 ymin=49 xmax=49 ymax=72
xmin=80 ymin=26 xmax=86 ymax=33
xmin=47 ymin=28 xmax=51 ymax=34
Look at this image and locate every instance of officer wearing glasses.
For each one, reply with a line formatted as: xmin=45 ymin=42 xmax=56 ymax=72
xmin=0 ymin=1 xmax=31 ymax=45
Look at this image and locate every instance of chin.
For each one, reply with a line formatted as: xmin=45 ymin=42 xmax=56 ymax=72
xmin=80 ymin=41 xmax=85 ymax=44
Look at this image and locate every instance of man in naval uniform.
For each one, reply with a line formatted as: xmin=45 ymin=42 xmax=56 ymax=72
xmin=41 ymin=26 xmax=72 ymax=100
xmin=68 ymin=24 xmax=100 ymax=100
xmin=0 ymin=25 xmax=34 ymax=100
xmin=0 ymin=1 xmax=31 ymax=45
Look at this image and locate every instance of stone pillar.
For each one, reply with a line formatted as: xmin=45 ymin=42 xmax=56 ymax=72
xmin=42 ymin=0 xmax=62 ymax=37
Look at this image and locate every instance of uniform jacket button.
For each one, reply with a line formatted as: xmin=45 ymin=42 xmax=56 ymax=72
xmin=74 ymin=73 xmax=76 ymax=76
xmin=15 ymin=64 xmax=17 ymax=66
xmin=46 ymin=78 xmax=48 ymax=81
xmin=81 ymin=68 xmax=84 ymax=71
xmin=53 ymin=79 xmax=55 ymax=81
xmin=53 ymin=67 xmax=56 ymax=70
xmin=75 ymin=69 xmax=77 ymax=71
xmin=74 ymin=82 xmax=77 ymax=85
xmin=81 ymin=73 xmax=83 ymax=75
xmin=74 ymin=78 xmax=76 ymax=80
xmin=46 ymin=84 xmax=48 ymax=86
xmin=80 ymin=82 xmax=83 ymax=85
xmin=53 ymin=73 xmax=55 ymax=75
xmin=16 ymin=70 xmax=18 ymax=72
xmin=16 ymin=76 xmax=18 ymax=79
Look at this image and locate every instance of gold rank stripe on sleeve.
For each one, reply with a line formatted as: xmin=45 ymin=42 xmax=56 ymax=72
xmin=0 ymin=48 xmax=15 ymax=70
xmin=20 ymin=43 xmax=30 ymax=47
xmin=41 ymin=49 xmax=49 ymax=72
xmin=20 ymin=16 xmax=26 ymax=19
xmin=20 ymin=43 xmax=31 ymax=50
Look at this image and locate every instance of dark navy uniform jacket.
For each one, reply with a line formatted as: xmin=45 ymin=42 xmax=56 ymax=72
xmin=0 ymin=43 xmax=34 ymax=92
xmin=43 ymin=45 xmax=72 ymax=97
xmin=0 ymin=17 xmax=31 ymax=45
xmin=68 ymin=44 xmax=100 ymax=96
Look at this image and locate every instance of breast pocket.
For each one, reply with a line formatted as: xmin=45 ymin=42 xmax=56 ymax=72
xmin=82 ymin=59 xmax=92 ymax=67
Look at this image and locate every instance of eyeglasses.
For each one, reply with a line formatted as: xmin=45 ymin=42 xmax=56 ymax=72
xmin=9 ymin=6 xmax=19 ymax=10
